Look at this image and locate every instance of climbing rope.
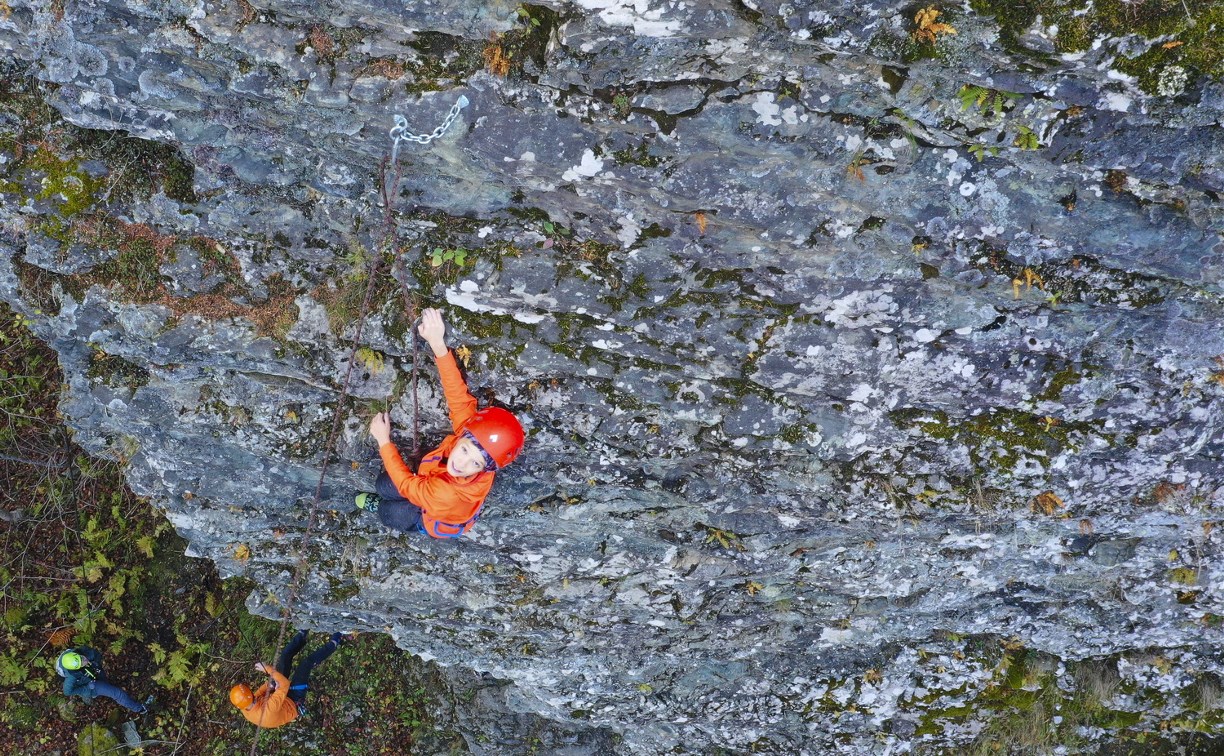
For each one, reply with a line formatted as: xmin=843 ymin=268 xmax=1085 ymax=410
xmin=245 ymin=94 xmax=468 ymax=751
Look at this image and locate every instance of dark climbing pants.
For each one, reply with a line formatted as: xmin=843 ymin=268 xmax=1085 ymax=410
xmin=374 ymin=471 xmax=424 ymax=533
xmin=276 ymin=630 xmax=342 ymax=709
xmin=88 ymin=680 xmax=145 ymax=712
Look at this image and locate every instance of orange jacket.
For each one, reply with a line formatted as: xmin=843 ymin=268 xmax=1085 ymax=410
xmin=380 ymin=350 xmax=495 ymax=538
xmin=241 ymin=669 xmax=298 ymax=729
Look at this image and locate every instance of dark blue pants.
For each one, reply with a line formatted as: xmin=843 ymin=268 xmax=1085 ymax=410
xmin=89 ymin=680 xmax=144 ymax=712
xmin=374 ymin=471 xmax=424 ymax=533
xmin=276 ymin=630 xmax=341 ymax=708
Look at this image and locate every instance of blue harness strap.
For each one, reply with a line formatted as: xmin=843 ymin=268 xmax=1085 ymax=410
xmin=289 ymin=684 xmax=308 ymax=690
xmin=419 ymin=510 xmax=481 ymax=539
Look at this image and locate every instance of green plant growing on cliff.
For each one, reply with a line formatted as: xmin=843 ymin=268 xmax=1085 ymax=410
xmin=316 ymin=239 xmax=382 ymax=336
xmin=702 ymin=526 xmax=745 ymax=551
xmin=612 ymin=92 xmax=632 ymax=118
xmin=355 ymin=346 xmax=386 ymax=374
xmin=968 ymin=142 xmax=1001 ymax=162
xmin=1012 ymin=124 xmax=1041 ymax=150
xmin=430 ymin=246 xmax=470 ymax=269
xmin=971 ymin=0 xmax=1224 ymax=95
xmin=958 ymin=84 xmax=1019 ymax=119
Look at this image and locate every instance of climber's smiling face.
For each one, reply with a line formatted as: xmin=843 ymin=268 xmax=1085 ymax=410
xmin=447 ymin=436 xmax=490 ymax=478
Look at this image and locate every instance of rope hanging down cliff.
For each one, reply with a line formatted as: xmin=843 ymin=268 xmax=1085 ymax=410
xmin=243 ymin=96 xmax=468 ymax=747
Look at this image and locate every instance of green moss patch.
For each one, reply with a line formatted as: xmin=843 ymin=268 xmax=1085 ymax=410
xmin=86 ymin=350 xmax=151 ymax=391
xmin=970 ymin=0 xmax=1224 ymax=93
xmin=892 ymin=406 xmax=1099 ymax=473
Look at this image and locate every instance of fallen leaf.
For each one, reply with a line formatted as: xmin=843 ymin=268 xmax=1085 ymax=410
xmin=695 ymin=211 xmax=708 ymax=234
xmin=1162 ymin=40 xmax=1183 ymax=49
xmin=911 ymin=6 xmax=957 ymax=44
xmin=1031 ymin=491 xmax=1064 ymax=515
xmin=454 ymin=345 xmax=472 ymax=367
xmin=49 ymin=628 xmax=74 ymax=648
xmin=233 ymin=543 xmax=251 ymax=563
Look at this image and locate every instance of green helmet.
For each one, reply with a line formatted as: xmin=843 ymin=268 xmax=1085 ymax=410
xmin=59 ymin=651 xmax=85 ymax=671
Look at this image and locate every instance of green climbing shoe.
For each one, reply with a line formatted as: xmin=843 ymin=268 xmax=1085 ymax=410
xmin=354 ymin=492 xmax=380 ymax=512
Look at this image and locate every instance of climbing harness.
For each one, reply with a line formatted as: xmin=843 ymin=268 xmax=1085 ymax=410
xmin=246 ymin=94 xmax=468 ymax=752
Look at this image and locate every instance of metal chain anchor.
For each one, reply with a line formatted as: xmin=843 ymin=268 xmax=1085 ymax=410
xmin=389 ymin=95 xmax=469 ymax=164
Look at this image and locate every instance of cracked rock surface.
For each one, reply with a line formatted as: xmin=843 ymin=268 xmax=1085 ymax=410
xmin=3 ymin=0 xmax=1224 ymax=752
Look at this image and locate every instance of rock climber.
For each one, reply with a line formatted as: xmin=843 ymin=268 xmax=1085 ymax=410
xmin=355 ymin=307 xmax=524 ymax=538
xmin=56 ymin=646 xmax=152 ymax=715
xmin=229 ymin=629 xmax=352 ymax=728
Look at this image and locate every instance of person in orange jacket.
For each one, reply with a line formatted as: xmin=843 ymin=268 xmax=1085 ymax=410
xmin=229 ymin=630 xmax=350 ymax=728
xmin=355 ymin=307 xmax=524 ymax=539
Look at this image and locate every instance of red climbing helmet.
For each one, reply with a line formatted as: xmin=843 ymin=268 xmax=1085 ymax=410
xmin=463 ymin=407 xmax=524 ymax=468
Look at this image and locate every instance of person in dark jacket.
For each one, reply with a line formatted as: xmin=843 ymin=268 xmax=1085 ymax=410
xmin=56 ymin=646 xmax=150 ymax=714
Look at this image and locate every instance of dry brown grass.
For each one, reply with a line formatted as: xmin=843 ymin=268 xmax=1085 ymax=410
xmin=235 ymin=0 xmax=257 ymax=27
xmin=483 ymin=36 xmax=512 ymax=76
xmin=357 ymin=58 xmax=407 ymax=79
xmin=307 ymin=24 xmax=337 ymax=63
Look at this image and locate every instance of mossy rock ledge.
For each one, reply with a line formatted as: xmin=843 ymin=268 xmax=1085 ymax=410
xmin=3 ymin=0 xmax=1224 ymax=752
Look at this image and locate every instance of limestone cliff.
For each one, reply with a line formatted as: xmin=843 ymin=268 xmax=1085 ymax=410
xmin=3 ymin=0 xmax=1224 ymax=751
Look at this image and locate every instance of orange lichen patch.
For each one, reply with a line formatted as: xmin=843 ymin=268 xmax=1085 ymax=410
xmin=912 ymin=7 xmax=957 ymax=44
xmin=1031 ymin=491 xmax=1064 ymax=515
xmin=1153 ymin=480 xmax=1188 ymax=503
xmin=483 ymin=36 xmax=512 ymax=76
xmin=694 ymin=211 xmax=708 ymax=234
xmin=1211 ymin=356 xmax=1224 ymax=387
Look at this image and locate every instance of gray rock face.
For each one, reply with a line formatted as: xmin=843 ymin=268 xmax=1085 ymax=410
xmin=3 ymin=0 xmax=1224 ymax=752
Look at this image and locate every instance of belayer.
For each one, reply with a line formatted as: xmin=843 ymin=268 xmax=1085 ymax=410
xmin=355 ymin=307 xmax=524 ymax=538
xmin=229 ymin=630 xmax=352 ymax=728
xmin=56 ymin=646 xmax=152 ymax=715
